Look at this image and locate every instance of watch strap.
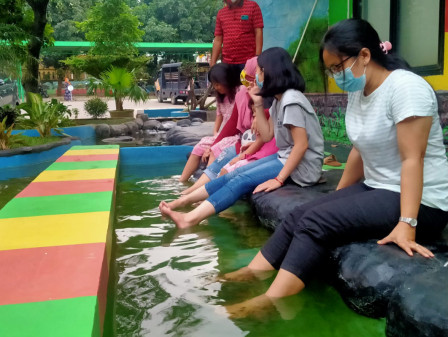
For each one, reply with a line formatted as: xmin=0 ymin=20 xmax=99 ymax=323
xmin=399 ymin=216 xmax=418 ymax=227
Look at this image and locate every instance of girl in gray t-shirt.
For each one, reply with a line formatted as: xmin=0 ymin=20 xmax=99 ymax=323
xmin=159 ymin=47 xmax=324 ymax=228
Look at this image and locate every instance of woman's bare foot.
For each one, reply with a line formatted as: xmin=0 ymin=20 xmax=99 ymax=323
xmin=158 ymin=195 xmax=189 ymax=211
xmin=222 ymin=267 xmax=275 ymax=282
xmin=225 ymin=294 xmax=275 ymax=319
xmin=160 ymin=204 xmax=196 ymax=229
xmin=225 ymin=294 xmax=301 ymax=320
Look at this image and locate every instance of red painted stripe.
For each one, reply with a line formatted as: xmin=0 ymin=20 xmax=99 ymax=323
xmin=0 ymin=243 xmax=108 ymax=305
xmin=16 ymin=179 xmax=115 ymax=198
xmin=98 ymin=248 xmax=109 ymax=334
xmin=56 ymin=154 xmax=119 ymax=162
xmin=445 ymin=0 xmax=448 ymax=32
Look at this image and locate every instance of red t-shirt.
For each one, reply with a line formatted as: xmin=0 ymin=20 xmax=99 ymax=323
xmin=214 ymin=0 xmax=264 ymax=64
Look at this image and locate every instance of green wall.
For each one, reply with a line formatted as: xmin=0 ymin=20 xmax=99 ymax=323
xmin=329 ymin=0 xmax=353 ymax=25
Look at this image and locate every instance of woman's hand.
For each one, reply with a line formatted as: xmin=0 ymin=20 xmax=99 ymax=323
xmin=229 ymin=156 xmax=241 ymax=166
xmin=202 ymin=149 xmax=211 ymax=163
xmin=253 ymin=179 xmax=282 ymax=194
xmin=377 ymin=222 xmax=434 ymax=258
xmin=248 ymin=84 xmax=263 ymax=106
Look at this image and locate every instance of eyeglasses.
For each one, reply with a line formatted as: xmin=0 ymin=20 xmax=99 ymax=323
xmin=325 ymin=56 xmax=353 ymax=77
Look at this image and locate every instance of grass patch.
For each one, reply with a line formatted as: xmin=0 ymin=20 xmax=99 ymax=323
xmin=9 ymin=135 xmax=64 ymax=149
xmin=73 ymin=118 xmax=135 ymax=125
xmin=318 ymin=108 xmax=351 ymax=145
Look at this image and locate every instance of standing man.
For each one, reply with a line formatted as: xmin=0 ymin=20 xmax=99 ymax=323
xmin=210 ymin=0 xmax=264 ymax=70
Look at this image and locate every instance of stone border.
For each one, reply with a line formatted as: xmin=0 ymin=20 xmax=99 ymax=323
xmin=0 ymin=137 xmax=75 ymax=157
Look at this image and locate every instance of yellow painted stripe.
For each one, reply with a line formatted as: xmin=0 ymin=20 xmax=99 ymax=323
xmin=63 ymin=149 xmax=119 ymax=156
xmin=0 ymin=212 xmax=110 ymax=250
xmin=33 ymin=168 xmax=116 ymax=182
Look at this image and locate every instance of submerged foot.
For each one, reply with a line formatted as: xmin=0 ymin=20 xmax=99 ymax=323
xmin=225 ymin=294 xmax=300 ymax=320
xmin=160 ymin=204 xmax=196 ymax=229
xmin=221 ymin=267 xmax=275 ymax=282
xmin=225 ymin=294 xmax=275 ymax=319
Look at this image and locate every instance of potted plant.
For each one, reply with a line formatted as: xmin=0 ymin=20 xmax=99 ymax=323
xmin=88 ymin=66 xmax=148 ymax=118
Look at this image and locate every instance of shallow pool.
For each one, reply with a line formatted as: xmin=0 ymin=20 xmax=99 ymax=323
xmin=104 ymin=160 xmax=386 ymax=337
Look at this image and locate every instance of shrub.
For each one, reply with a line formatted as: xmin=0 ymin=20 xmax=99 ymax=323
xmin=18 ymin=93 xmax=65 ymax=137
xmin=47 ymin=99 xmax=75 ymax=127
xmin=84 ymin=97 xmax=108 ymax=119
xmin=0 ymin=117 xmax=22 ymax=150
xmin=0 ymin=105 xmax=19 ymax=127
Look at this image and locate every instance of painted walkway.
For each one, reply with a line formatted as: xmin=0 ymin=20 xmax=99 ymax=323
xmin=0 ymin=145 xmax=119 ymax=337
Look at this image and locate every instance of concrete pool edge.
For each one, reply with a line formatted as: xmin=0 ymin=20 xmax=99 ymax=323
xmin=0 ymin=145 xmax=119 ymax=337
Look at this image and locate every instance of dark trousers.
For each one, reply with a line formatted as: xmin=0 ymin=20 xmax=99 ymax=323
xmin=261 ymin=183 xmax=448 ymax=284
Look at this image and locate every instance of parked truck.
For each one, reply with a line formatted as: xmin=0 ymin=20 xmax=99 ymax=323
xmin=154 ymin=62 xmax=210 ymax=105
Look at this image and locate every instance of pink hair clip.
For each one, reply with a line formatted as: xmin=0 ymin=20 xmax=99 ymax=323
xmin=380 ymin=41 xmax=392 ymax=54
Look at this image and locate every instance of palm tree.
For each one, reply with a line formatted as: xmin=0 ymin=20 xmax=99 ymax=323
xmin=88 ymin=66 xmax=148 ymax=111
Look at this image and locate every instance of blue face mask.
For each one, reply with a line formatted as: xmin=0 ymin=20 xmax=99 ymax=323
xmin=333 ymin=58 xmax=366 ymax=92
xmin=255 ymin=73 xmax=263 ymax=89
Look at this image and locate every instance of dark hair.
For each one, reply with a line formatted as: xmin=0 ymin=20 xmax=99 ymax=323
xmin=208 ymin=63 xmax=241 ymax=103
xmin=257 ymin=47 xmax=306 ymax=97
xmin=319 ymin=19 xmax=411 ymax=72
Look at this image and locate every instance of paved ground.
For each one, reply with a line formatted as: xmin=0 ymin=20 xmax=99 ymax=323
xmin=50 ymin=95 xmax=215 ymax=136
xmin=51 ymin=95 xmax=215 ymax=120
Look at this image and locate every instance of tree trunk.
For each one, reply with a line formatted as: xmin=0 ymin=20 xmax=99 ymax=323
xmin=23 ymin=0 xmax=50 ymax=98
xmin=196 ymin=84 xmax=213 ymax=110
xmin=116 ymin=97 xmax=124 ymax=111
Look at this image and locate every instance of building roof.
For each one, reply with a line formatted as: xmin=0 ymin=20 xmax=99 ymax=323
xmin=45 ymin=41 xmax=213 ymax=53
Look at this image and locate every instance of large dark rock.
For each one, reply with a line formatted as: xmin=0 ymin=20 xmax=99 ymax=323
xmin=136 ymin=112 xmax=149 ymax=121
xmin=134 ymin=118 xmax=144 ymax=129
xmin=249 ymin=169 xmax=343 ymax=230
xmin=189 ymin=110 xmax=208 ymax=121
xmin=330 ymin=241 xmax=447 ymax=318
xmin=95 ymin=124 xmax=111 ymax=138
xmin=386 ymin=266 xmax=448 ymax=337
xmin=143 ymin=120 xmax=162 ymax=130
xmin=160 ymin=121 xmax=177 ymax=131
xmin=109 ymin=124 xmax=129 ymax=136
xmin=166 ymin=127 xmax=201 ymax=145
xmin=177 ymin=119 xmax=192 ymax=127
xmin=125 ymin=121 xmax=139 ymax=134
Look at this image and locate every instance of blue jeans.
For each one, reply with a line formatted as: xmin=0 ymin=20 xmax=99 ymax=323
xmin=203 ymin=146 xmax=237 ymax=179
xmin=205 ymin=154 xmax=283 ymax=213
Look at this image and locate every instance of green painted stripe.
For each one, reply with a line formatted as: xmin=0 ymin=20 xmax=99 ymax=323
xmin=70 ymin=145 xmax=119 ymax=150
xmin=0 ymin=192 xmax=113 ymax=219
xmin=47 ymin=161 xmax=117 ymax=171
xmin=0 ymin=297 xmax=100 ymax=337
xmin=323 ymin=163 xmax=347 ymax=170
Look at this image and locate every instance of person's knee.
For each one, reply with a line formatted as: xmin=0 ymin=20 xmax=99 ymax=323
xmin=294 ymin=208 xmax=335 ymax=244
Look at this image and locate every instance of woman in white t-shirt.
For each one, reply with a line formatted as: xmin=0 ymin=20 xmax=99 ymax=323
xmin=221 ymin=19 xmax=448 ymax=318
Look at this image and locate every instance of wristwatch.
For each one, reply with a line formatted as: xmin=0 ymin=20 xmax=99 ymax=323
xmin=399 ymin=217 xmax=418 ymax=227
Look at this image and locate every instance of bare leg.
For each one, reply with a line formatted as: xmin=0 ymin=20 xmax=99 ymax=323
xmin=223 ymin=251 xmax=275 ymax=281
xmin=160 ymin=186 xmax=209 ymax=210
xmin=179 ymin=154 xmax=201 ymax=182
xmin=160 ymin=200 xmax=216 ymax=228
xmin=218 ymin=168 xmax=228 ymax=177
xmin=225 ymin=269 xmax=305 ymax=319
xmin=182 ymin=173 xmax=211 ymax=195
xmin=207 ymin=152 xmax=216 ymax=166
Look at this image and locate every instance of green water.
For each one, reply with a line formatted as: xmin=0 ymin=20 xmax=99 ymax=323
xmin=104 ymin=163 xmax=386 ymax=337
xmin=0 ymin=177 xmax=34 ymax=210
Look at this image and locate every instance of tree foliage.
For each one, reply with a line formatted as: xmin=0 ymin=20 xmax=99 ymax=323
xmin=77 ymin=0 xmax=144 ymax=56
xmin=47 ymin=0 xmax=221 ymax=43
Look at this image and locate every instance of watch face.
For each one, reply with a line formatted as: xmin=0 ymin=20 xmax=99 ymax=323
xmin=409 ymin=218 xmax=418 ymax=227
